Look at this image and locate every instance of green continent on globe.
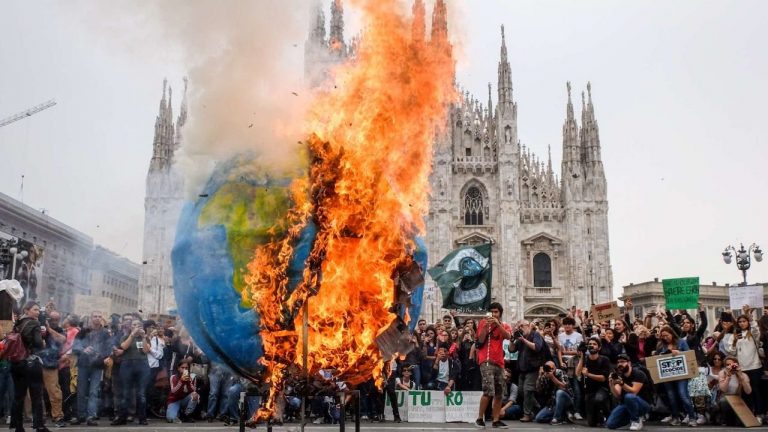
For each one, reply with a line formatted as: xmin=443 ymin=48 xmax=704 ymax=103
xmin=198 ymin=180 xmax=293 ymax=307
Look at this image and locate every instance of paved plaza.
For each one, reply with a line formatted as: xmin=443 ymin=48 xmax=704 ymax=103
xmin=39 ymin=419 xmax=764 ymax=432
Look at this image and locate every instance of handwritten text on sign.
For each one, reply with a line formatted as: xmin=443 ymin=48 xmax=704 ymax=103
xmin=385 ymin=391 xmax=482 ymax=423
xmin=590 ymin=301 xmax=621 ymax=322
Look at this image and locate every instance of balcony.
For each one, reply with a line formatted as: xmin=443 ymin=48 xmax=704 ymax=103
xmin=524 ymin=286 xmax=562 ymax=298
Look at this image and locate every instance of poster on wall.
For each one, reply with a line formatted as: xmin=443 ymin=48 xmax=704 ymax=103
xmin=0 ymin=231 xmax=45 ymax=304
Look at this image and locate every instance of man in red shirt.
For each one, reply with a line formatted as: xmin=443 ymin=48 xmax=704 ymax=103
xmin=475 ymin=302 xmax=512 ymax=429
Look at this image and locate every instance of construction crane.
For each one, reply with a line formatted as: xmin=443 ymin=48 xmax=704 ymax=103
xmin=0 ymin=99 xmax=57 ymax=128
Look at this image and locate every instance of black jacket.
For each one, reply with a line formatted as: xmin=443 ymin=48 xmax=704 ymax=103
xmin=15 ymin=317 xmax=44 ymax=353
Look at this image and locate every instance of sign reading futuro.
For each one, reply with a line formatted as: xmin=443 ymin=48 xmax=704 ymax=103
xmin=384 ymin=391 xmax=483 ymax=423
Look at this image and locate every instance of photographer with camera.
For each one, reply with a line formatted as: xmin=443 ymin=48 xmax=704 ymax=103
xmin=575 ymin=337 xmax=611 ymax=427
xmin=715 ymin=356 xmax=752 ymax=426
xmin=605 ymin=354 xmax=650 ymax=430
xmin=509 ymin=319 xmax=545 ymax=423
xmin=473 ymin=302 xmax=512 ymax=428
xmin=111 ymin=319 xmax=152 ymax=425
xmin=533 ymin=360 xmax=572 ymax=425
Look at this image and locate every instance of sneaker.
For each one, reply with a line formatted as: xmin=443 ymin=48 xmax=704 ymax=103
xmin=670 ymin=418 xmax=682 ymax=426
xmin=661 ymin=415 xmax=673 ymax=423
xmin=688 ymin=417 xmax=698 ymax=427
xmin=696 ymin=414 xmax=706 ymax=425
xmin=361 ymin=415 xmax=369 ymax=421
xmin=86 ymin=418 xmax=98 ymax=427
xmin=54 ymin=419 xmax=66 ymax=428
xmin=551 ymin=418 xmax=565 ymax=425
xmin=573 ymin=413 xmax=583 ymax=420
xmin=313 ymin=418 xmax=324 ymax=425
xmin=474 ymin=418 xmax=485 ymax=428
xmin=491 ymin=420 xmax=508 ymax=428
xmin=520 ymin=415 xmax=533 ymax=422
xmin=629 ymin=420 xmax=643 ymax=431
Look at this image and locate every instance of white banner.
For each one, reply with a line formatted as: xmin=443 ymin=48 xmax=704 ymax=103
xmin=729 ymin=285 xmax=764 ymax=311
xmin=385 ymin=390 xmax=482 ymax=423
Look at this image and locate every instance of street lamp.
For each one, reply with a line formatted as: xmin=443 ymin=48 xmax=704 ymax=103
xmin=8 ymin=247 xmax=28 ymax=280
xmin=722 ymin=243 xmax=763 ymax=286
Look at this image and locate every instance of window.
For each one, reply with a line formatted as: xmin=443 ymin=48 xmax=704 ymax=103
xmin=464 ymin=186 xmax=484 ymax=225
xmin=533 ymin=253 xmax=552 ymax=287
xmin=465 ymin=147 xmax=471 ymax=157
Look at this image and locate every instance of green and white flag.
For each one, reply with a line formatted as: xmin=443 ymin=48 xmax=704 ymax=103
xmin=427 ymin=244 xmax=492 ymax=312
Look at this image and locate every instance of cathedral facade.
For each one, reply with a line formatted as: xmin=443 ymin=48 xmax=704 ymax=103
xmin=138 ymin=79 xmax=187 ymax=315
xmin=305 ymin=1 xmax=613 ymax=320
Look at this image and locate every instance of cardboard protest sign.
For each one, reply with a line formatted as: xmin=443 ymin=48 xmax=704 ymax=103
xmin=729 ymin=285 xmax=765 ymax=311
xmin=646 ymin=350 xmax=697 ymax=384
xmin=445 ymin=391 xmax=483 ymax=422
xmin=384 ymin=390 xmax=408 ymax=421
xmin=385 ymin=390 xmax=484 ymax=423
xmin=662 ymin=277 xmax=700 ymax=310
xmin=725 ymin=395 xmax=761 ymax=427
xmin=590 ymin=301 xmax=621 ymax=322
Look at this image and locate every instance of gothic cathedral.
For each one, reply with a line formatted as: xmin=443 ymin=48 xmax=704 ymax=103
xmin=305 ymin=1 xmax=613 ymax=320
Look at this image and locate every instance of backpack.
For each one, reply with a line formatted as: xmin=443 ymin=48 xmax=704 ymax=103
xmin=0 ymin=321 xmax=34 ymax=362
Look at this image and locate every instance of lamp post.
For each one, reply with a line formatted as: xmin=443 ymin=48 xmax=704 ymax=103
xmin=8 ymin=246 xmax=28 ymax=280
xmin=722 ymin=243 xmax=763 ymax=286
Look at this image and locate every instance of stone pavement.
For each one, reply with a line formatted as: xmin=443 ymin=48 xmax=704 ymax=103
xmin=43 ymin=418 xmax=766 ymax=432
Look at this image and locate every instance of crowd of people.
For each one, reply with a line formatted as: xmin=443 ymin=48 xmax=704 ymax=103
xmin=1 ymin=297 xmax=768 ymax=430
xmin=0 ymin=301 xmax=263 ymax=432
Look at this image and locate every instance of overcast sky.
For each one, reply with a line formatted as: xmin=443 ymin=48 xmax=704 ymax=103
xmin=1 ymin=1 xmax=766 ymax=294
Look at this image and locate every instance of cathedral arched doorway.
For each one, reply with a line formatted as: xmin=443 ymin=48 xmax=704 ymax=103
xmin=524 ymin=304 xmax=567 ymax=322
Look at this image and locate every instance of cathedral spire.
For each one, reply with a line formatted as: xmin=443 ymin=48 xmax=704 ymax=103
xmin=487 ymin=82 xmax=493 ymax=119
xmin=329 ymin=0 xmax=344 ymax=49
xmin=310 ymin=1 xmax=326 ymax=44
xmin=497 ymin=25 xmax=513 ymax=108
xmin=431 ymin=0 xmax=448 ymax=43
xmin=150 ymin=78 xmax=176 ymax=173
xmin=412 ymin=0 xmax=426 ymax=43
xmin=177 ymin=77 xmax=188 ymax=128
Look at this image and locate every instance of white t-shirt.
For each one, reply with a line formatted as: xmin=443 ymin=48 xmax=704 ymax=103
xmin=558 ymin=330 xmax=584 ymax=356
xmin=437 ymin=360 xmax=449 ymax=383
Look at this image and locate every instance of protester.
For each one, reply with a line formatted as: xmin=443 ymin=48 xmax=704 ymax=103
xmin=557 ymin=316 xmax=583 ymax=420
xmin=9 ymin=301 xmax=48 ymax=432
xmin=38 ymin=306 xmax=66 ymax=427
xmin=500 ymin=368 xmax=521 ymax=421
xmin=166 ymin=360 xmax=199 ymax=423
xmin=510 ymin=318 xmax=545 ymax=423
xmin=724 ymin=305 xmax=763 ymax=418
xmin=431 ymin=344 xmax=458 ymax=393
xmin=533 ymin=360 xmax=572 ymax=425
xmin=715 ymin=356 xmax=752 ymax=426
xmin=475 ymin=302 xmax=512 ymax=428
xmin=655 ymin=326 xmax=697 ymax=426
xmin=606 ymin=354 xmax=650 ymax=430
xmin=205 ymin=361 xmax=231 ymax=422
xmin=71 ymin=311 xmax=111 ymax=426
xmin=58 ymin=314 xmax=80 ymax=422
xmin=576 ymin=337 xmax=611 ymax=427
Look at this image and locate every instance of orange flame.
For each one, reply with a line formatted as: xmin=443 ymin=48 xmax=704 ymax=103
xmin=244 ymin=0 xmax=456 ymax=420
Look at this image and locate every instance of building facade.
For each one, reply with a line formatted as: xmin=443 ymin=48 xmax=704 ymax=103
xmin=89 ymin=246 xmax=141 ymax=316
xmin=137 ymin=79 xmax=187 ymax=315
xmin=305 ymin=1 xmax=613 ymax=321
xmin=0 ymin=192 xmax=140 ymax=316
xmin=622 ymin=279 xmax=768 ymax=333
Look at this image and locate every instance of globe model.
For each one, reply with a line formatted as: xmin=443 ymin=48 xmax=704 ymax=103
xmin=172 ymin=156 xmax=427 ymax=380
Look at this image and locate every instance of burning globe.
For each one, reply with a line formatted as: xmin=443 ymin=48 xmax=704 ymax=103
xmin=172 ymin=0 xmax=456 ymax=422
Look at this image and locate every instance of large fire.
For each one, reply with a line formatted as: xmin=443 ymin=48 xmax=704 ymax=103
xmin=243 ymin=0 xmax=455 ymax=420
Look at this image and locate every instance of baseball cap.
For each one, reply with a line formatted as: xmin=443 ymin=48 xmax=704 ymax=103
xmin=617 ymin=354 xmax=631 ymax=362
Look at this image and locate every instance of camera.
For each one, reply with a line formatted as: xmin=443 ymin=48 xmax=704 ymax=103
xmin=543 ymin=364 xmax=553 ymax=373
xmin=39 ymin=307 xmax=47 ymax=326
xmin=577 ymin=341 xmax=588 ymax=354
xmin=610 ymin=372 xmax=620 ymax=381
xmin=513 ymin=330 xmax=524 ymax=340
